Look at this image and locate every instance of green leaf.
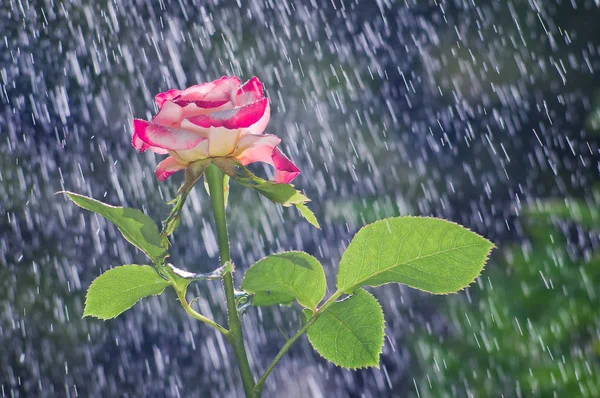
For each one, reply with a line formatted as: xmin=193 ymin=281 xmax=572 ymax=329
xmin=304 ymin=289 xmax=384 ymax=369
xmin=296 ymin=203 xmax=320 ymax=229
xmin=241 ymin=252 xmax=326 ymax=310
xmin=84 ymin=265 xmax=170 ymax=320
xmin=213 ymin=158 xmax=318 ymax=227
xmin=64 ymin=192 xmax=167 ymax=261
xmin=336 ymin=217 xmax=494 ymax=294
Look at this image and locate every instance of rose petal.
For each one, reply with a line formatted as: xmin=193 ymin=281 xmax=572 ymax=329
xmin=171 ymin=140 xmax=210 ymax=163
xmin=244 ymin=100 xmax=270 ymax=136
xmin=233 ymin=134 xmax=282 ymax=165
xmin=187 ymin=98 xmax=269 ymax=130
xmin=155 ymin=89 xmax=181 ymax=108
xmin=207 ymin=127 xmax=242 ymax=157
xmin=152 ymin=101 xmax=184 ymax=127
xmin=176 ymin=99 xmax=231 ymax=109
xmin=155 ymin=156 xmax=187 ymax=181
xmin=178 ymin=76 xmax=241 ymax=103
xmin=232 ymin=135 xmax=300 ymax=184
xmin=132 ymin=132 xmax=169 ymax=154
xmin=235 ymin=77 xmax=263 ymax=106
xmin=179 ymin=101 xmax=236 ymax=119
xmin=133 ymin=119 xmax=206 ymax=150
xmin=271 ymin=147 xmax=300 ymax=184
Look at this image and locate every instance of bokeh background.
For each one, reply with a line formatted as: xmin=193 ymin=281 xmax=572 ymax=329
xmin=2 ymin=0 xmax=600 ymax=396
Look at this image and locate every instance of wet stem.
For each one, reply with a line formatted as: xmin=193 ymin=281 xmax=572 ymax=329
xmin=204 ymin=164 xmax=257 ymax=397
xmin=252 ymin=291 xmax=343 ymax=394
xmin=204 ymin=164 xmax=341 ymax=397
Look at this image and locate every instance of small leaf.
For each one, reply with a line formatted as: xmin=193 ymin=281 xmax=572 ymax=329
xmin=241 ymin=251 xmax=326 ymax=310
xmin=64 ymin=192 xmax=167 ymax=261
xmin=295 ymin=203 xmax=320 ymax=229
xmin=213 ymin=158 xmax=318 ymax=226
xmin=336 ymin=217 xmax=494 ymax=295
xmin=304 ymin=289 xmax=384 ymax=369
xmin=84 ymin=265 xmax=170 ymax=320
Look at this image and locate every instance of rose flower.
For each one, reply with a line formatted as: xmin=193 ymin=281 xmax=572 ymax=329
xmin=132 ymin=76 xmax=300 ymax=183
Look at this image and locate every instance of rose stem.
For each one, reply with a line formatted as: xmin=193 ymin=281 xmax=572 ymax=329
xmin=205 ymin=164 xmax=257 ymax=397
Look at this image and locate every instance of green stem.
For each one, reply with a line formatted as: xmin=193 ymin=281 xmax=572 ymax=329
xmin=173 ymin=284 xmax=229 ymax=335
xmin=205 ymin=164 xmax=256 ymax=397
xmin=254 ymin=290 xmax=344 ymax=394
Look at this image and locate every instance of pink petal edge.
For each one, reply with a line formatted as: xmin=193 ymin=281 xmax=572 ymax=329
xmin=178 ymin=76 xmax=241 ymax=103
xmin=131 ymin=124 xmax=169 ymax=154
xmin=235 ymin=77 xmax=263 ymax=106
xmin=152 ymin=101 xmax=185 ymax=126
xmin=133 ymin=119 xmax=206 ymax=151
xmin=234 ymin=134 xmax=282 ymax=165
xmin=271 ymin=147 xmax=300 ymax=184
xmin=155 ymin=156 xmax=187 ymax=181
xmin=154 ymin=89 xmax=181 ymax=108
xmin=187 ymin=98 xmax=269 ymax=130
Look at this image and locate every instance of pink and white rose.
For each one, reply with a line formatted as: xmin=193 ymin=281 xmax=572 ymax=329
xmin=132 ymin=76 xmax=300 ymax=183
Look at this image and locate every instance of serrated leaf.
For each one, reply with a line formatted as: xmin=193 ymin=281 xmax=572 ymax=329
xmin=296 ymin=203 xmax=320 ymax=229
xmin=241 ymin=252 xmax=326 ymax=310
xmin=336 ymin=217 xmax=494 ymax=294
xmin=304 ymin=289 xmax=384 ymax=369
xmin=64 ymin=192 xmax=167 ymax=261
xmin=213 ymin=158 xmax=318 ymax=227
xmin=84 ymin=265 xmax=169 ymax=320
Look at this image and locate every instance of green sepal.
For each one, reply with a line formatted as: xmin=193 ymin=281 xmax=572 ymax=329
xmin=162 ymin=159 xmax=212 ymax=237
xmin=296 ymin=203 xmax=320 ymax=229
xmin=212 ymin=158 xmax=319 ymax=228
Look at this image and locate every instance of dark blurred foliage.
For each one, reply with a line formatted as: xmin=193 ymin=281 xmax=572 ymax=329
xmin=414 ymin=197 xmax=600 ymax=397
